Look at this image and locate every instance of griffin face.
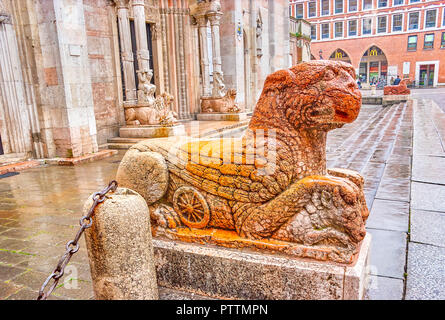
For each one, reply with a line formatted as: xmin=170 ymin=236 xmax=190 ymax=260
xmin=287 ymin=61 xmax=362 ymax=131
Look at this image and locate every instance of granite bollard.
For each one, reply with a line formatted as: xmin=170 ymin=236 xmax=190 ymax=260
xmin=84 ymin=187 xmax=159 ymax=300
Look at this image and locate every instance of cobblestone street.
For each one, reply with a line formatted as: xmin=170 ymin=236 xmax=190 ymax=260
xmin=1 ymin=95 xmax=445 ymax=300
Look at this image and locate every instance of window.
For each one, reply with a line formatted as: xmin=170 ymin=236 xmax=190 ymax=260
xmin=321 ymin=0 xmax=330 ymax=16
xmin=335 ymin=0 xmax=343 ymax=14
xmin=308 ymin=1 xmax=316 ymax=18
xmin=363 ymin=0 xmax=372 ymax=10
xmin=322 ymin=23 xmax=330 ymax=39
xmin=424 ymin=33 xmax=434 ymax=49
xmin=409 ymin=0 xmax=420 ymax=3
xmin=441 ymin=32 xmax=445 ymax=48
xmin=393 ymin=0 xmax=404 ymax=5
xmin=348 ymin=0 xmax=358 ymax=12
xmin=348 ymin=20 xmax=357 ymax=36
xmin=425 ymin=10 xmax=437 ymax=29
xmin=409 ymin=12 xmax=419 ymax=30
xmin=392 ymin=14 xmax=403 ymax=32
xmin=311 ymin=25 xmax=317 ymax=40
xmin=335 ymin=22 xmax=343 ymax=38
xmin=295 ymin=4 xmax=303 ymax=18
xmin=378 ymin=16 xmax=387 ymax=33
xmin=378 ymin=0 xmax=388 ymax=8
xmin=443 ymin=9 xmax=445 ymax=26
xmin=363 ymin=18 xmax=372 ymax=35
xmin=407 ymin=35 xmax=417 ymax=51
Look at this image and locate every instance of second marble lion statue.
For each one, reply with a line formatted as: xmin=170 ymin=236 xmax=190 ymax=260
xmin=116 ymin=60 xmax=369 ymax=263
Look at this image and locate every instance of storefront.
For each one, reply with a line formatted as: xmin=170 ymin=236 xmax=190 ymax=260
xmin=359 ymin=46 xmax=388 ymax=87
xmin=415 ymin=61 xmax=439 ymax=87
xmin=418 ymin=64 xmax=435 ymax=87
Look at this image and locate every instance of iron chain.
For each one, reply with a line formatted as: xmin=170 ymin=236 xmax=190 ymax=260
xmin=37 ymin=180 xmax=118 ymax=300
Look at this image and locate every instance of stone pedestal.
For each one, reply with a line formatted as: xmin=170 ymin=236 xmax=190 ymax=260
xmin=153 ymin=234 xmax=371 ymax=300
xmin=197 ymin=112 xmax=248 ymax=122
xmin=382 ymin=95 xmax=410 ymax=106
xmin=119 ymin=124 xmax=185 ymax=139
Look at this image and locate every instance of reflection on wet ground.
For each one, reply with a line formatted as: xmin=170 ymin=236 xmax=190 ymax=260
xmin=0 ymin=103 xmax=413 ymax=300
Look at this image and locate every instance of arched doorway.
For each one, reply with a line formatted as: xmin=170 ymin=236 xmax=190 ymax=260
xmin=359 ymin=46 xmax=388 ymax=87
xmin=329 ymin=49 xmax=351 ymax=65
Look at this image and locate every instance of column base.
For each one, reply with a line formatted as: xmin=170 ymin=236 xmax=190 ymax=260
xmin=119 ymin=124 xmax=186 ymax=139
xmin=196 ymin=112 xmax=248 ymax=122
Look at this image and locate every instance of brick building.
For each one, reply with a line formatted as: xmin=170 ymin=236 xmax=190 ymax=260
xmin=289 ymin=0 xmax=445 ymax=87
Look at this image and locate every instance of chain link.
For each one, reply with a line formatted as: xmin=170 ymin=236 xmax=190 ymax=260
xmin=37 ymin=180 xmax=118 ymax=300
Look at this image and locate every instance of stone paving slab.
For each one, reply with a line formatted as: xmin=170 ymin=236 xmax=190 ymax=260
xmin=0 ymin=280 xmax=21 ymax=299
xmin=365 ymin=275 xmax=404 ymax=300
xmin=366 ymin=229 xmax=407 ymax=280
xmin=411 ymin=182 xmax=445 ymax=212
xmin=411 ymin=209 xmax=445 ymax=247
xmin=375 ymin=178 xmax=411 ymax=202
xmin=0 ymin=264 xmax=27 ymax=282
xmin=412 ymin=155 xmax=445 ymax=185
xmin=413 ymin=99 xmax=445 ymax=157
xmin=367 ymin=199 xmax=409 ymax=232
xmin=406 ymin=242 xmax=445 ymax=300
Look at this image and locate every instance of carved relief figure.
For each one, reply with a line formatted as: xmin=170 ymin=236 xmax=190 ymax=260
xmin=212 ymin=71 xmax=226 ymax=98
xmin=201 ymin=89 xmax=240 ymax=113
xmin=137 ymin=69 xmax=156 ymax=105
xmin=125 ymin=91 xmax=178 ymax=126
xmin=117 ymin=61 xmax=368 ymax=263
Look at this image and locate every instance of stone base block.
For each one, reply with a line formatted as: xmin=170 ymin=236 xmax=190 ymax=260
xmin=0 ymin=160 xmax=41 ymax=175
xmin=196 ymin=112 xmax=248 ymax=121
xmin=153 ymin=234 xmax=371 ymax=300
xmin=382 ymin=95 xmax=410 ymax=106
xmin=362 ymin=96 xmax=383 ymax=105
xmin=45 ymin=150 xmax=117 ymax=166
xmin=119 ymin=125 xmax=185 ymax=139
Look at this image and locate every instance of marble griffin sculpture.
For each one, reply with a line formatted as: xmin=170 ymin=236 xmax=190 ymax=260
xmin=116 ymin=60 xmax=369 ymax=263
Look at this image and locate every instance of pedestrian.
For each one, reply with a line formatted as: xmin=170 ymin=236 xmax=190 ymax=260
xmin=390 ymin=77 xmax=394 ymax=85
xmin=393 ymin=75 xmax=401 ymax=85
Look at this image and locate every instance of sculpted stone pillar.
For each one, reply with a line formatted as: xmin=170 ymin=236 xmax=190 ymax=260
xmin=114 ymin=0 xmax=136 ymax=101
xmin=208 ymin=12 xmax=225 ymax=98
xmin=132 ymin=0 xmax=151 ymax=74
xmin=196 ymin=15 xmax=211 ymax=97
xmin=0 ymin=4 xmax=32 ymax=155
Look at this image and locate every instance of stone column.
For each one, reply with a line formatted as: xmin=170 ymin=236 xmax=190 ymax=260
xmin=208 ymin=12 xmax=225 ymax=98
xmin=0 ymin=8 xmax=32 ymax=155
xmin=132 ymin=0 xmax=150 ymax=73
xmin=196 ymin=15 xmax=211 ymax=97
xmin=114 ymin=0 xmax=136 ymax=101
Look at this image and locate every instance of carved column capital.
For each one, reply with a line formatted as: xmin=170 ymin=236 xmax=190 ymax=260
xmin=113 ymin=0 xmax=130 ymax=9
xmin=195 ymin=15 xmax=207 ymax=27
xmin=0 ymin=13 xmax=11 ymax=24
xmin=207 ymin=12 xmax=222 ymax=26
xmin=132 ymin=0 xmax=145 ymax=7
xmin=0 ymin=0 xmax=11 ymax=24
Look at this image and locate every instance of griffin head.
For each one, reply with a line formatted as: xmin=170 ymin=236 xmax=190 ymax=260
xmin=250 ymin=60 xmax=362 ymax=132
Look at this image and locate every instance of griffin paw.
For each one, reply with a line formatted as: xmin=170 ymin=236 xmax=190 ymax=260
xmin=151 ymin=204 xmax=181 ymax=230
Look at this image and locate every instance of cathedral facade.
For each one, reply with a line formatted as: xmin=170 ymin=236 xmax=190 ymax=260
xmin=0 ymin=0 xmax=290 ymax=159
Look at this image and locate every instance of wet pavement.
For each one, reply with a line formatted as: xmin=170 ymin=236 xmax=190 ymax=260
xmin=0 ymin=92 xmax=444 ymax=299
